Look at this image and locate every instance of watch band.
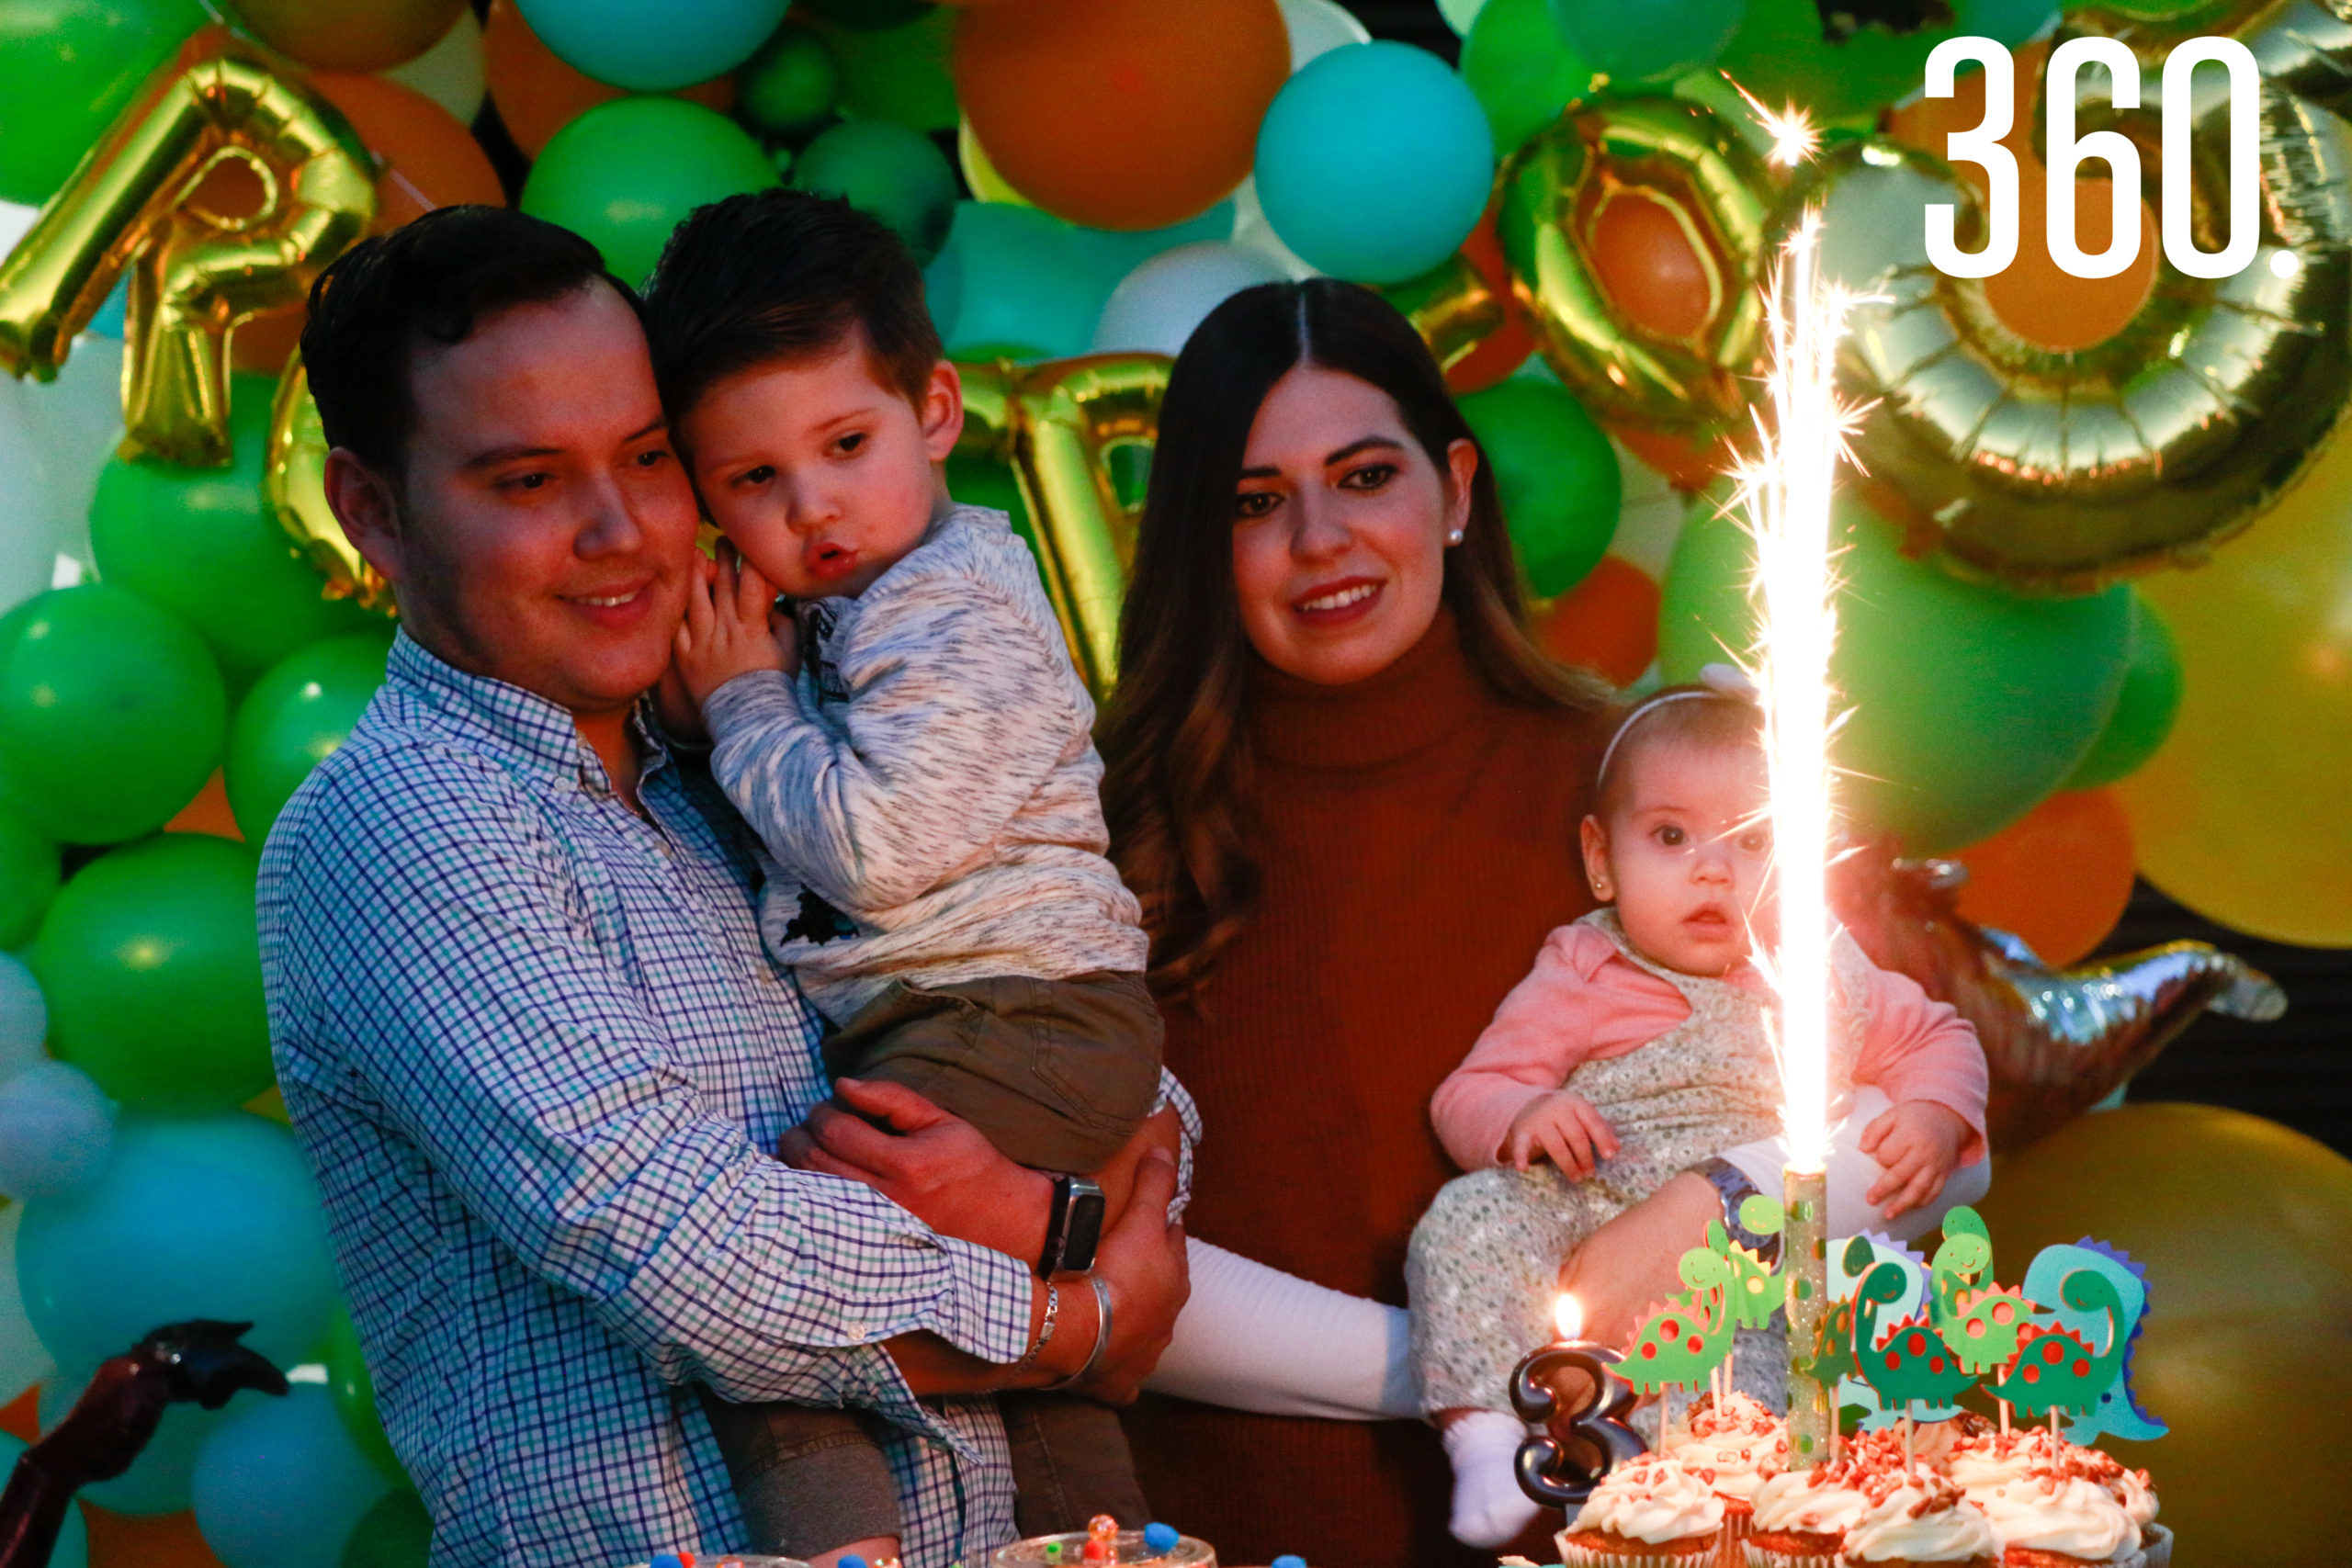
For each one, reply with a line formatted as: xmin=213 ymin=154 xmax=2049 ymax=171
xmin=1040 ymin=1174 xmax=1074 ymax=1277
xmin=1690 ymin=1156 xmax=1781 ymax=1265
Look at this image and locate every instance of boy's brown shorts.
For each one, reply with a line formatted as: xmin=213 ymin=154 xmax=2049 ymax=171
xmin=820 ymin=968 xmax=1164 ymax=1175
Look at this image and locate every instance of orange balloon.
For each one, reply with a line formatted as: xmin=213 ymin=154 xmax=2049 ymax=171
xmin=164 ymin=770 xmax=243 ymax=840
xmin=482 ymin=0 xmax=736 ymax=158
xmin=229 ymin=0 xmax=466 ymax=73
xmin=0 ymin=1385 xmax=35 ymax=1444
xmin=1609 ymin=423 xmax=1732 ymax=491
xmin=1952 ymin=787 xmax=2137 ymax=966
xmin=1534 ymin=555 xmax=1660 ymax=689
xmin=1447 ymin=204 xmax=1535 ymax=394
xmin=310 ymin=73 xmax=505 ymax=230
xmin=953 ymin=0 xmax=1288 ymax=231
xmin=85 ymin=1506 xmax=229 ymax=1568
xmin=1587 ymin=186 xmax=1713 ymax=342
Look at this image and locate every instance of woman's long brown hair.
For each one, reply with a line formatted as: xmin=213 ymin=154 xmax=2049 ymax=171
xmin=1101 ymin=279 xmax=1610 ymax=1004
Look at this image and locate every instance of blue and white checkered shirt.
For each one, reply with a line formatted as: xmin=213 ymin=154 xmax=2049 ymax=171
xmin=262 ymin=633 xmax=1144 ymax=1568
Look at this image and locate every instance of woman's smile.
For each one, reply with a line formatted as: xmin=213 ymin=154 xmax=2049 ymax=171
xmin=1293 ymin=576 xmax=1385 ymax=624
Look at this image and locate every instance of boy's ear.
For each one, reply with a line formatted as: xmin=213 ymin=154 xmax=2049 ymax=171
xmin=920 ymin=358 xmax=964 ymax=462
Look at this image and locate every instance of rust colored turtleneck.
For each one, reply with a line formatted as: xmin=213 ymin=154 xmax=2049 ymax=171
xmin=1125 ymin=611 xmax=1612 ymax=1568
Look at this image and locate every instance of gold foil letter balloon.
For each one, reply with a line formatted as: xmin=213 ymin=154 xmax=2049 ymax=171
xmin=0 ymin=45 xmax=376 ymax=468
xmin=1497 ymin=96 xmax=1779 ymax=441
xmin=1785 ymin=1 xmax=2352 ymax=593
xmin=266 ymin=353 xmax=393 ymax=615
xmin=956 ymin=354 xmax=1170 ymax=699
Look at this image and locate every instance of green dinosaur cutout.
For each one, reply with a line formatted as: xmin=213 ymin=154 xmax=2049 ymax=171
xmin=1988 ymin=1269 xmax=2127 ymax=1419
xmin=1618 ymin=1244 xmax=1735 ymax=1395
xmin=1852 ymin=1253 xmax=1974 ymax=1417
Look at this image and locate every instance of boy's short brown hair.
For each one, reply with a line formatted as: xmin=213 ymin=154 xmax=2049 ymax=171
xmin=639 ymin=188 xmax=943 ymax=422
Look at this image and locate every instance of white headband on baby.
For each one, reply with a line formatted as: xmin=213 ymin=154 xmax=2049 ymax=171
xmin=1594 ymin=661 xmax=1762 ymax=789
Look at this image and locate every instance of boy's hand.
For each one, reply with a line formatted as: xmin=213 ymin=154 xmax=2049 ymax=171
xmin=1501 ymin=1089 xmax=1620 ymax=1178
xmin=1860 ymin=1099 xmax=1971 ymax=1218
xmin=673 ymin=540 xmax=789 ymax=707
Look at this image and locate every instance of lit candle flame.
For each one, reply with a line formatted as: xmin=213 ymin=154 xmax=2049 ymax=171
xmin=1555 ymin=1292 xmax=1585 ymax=1343
xmin=1728 ymin=209 xmax=1875 ymax=1175
xmin=1728 ymin=77 xmax=1820 ymax=168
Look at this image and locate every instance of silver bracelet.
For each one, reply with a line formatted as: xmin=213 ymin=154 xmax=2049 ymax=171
xmin=1046 ymin=1274 xmax=1113 ymax=1393
xmin=986 ymin=1280 xmax=1057 ymax=1392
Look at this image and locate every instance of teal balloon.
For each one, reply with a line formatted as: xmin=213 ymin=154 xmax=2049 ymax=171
xmin=936 ymin=201 xmax=1113 ymax=361
xmin=0 ymin=1431 xmax=85 ymax=1564
xmin=522 ymin=96 xmax=780 ymax=285
xmin=1545 ymin=0 xmax=1747 ymax=84
xmin=323 ymin=1303 xmax=405 ymax=1483
xmin=1068 ymin=203 xmax=1238 ymax=284
xmin=1658 ymin=491 xmax=2132 ymax=852
xmin=793 ymin=118 xmax=957 ymax=264
xmin=1457 ymin=378 xmax=1620 ymax=598
xmin=89 ymin=372 xmax=377 ymax=682
xmin=33 ymin=834 xmax=269 ymax=1115
xmin=1463 ymin=0 xmax=1597 ymax=157
xmin=736 ymin=20 xmax=840 ymax=139
xmin=0 ymin=0 xmax=209 ymax=204
xmin=2063 ymin=592 xmax=2183 ymax=790
xmin=0 ymin=801 xmax=60 ymax=951
xmin=0 ymin=584 xmax=226 ymax=844
xmin=1954 ymin=0 xmax=2057 ymax=48
xmin=193 ymin=1384 xmax=398 ymax=1568
xmin=226 ymin=633 xmax=393 ymax=845
xmin=1253 ymin=41 xmax=1495 ymax=284
xmin=40 ymin=1363 xmax=234 ymax=1516
xmin=340 ymin=1487 xmax=433 ymax=1568
xmin=923 ymin=243 xmax=964 ymax=344
xmin=16 ymin=1113 xmax=336 ymax=1373
xmin=513 ymin=0 xmax=789 ymax=91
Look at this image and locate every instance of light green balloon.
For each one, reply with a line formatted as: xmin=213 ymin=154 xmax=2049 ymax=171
xmin=522 ymin=96 xmax=779 ymax=286
xmin=89 ymin=371 xmax=378 ymax=683
xmin=2063 ymin=592 xmax=2183 ymax=790
xmin=1658 ymin=489 xmax=2132 ymax=852
xmin=0 ymin=0 xmax=208 ymax=204
xmin=0 ymin=802 xmax=60 ymax=951
xmin=813 ymin=6 xmax=955 ymax=131
xmin=1462 ymin=0 xmax=1596 ymax=157
xmin=1459 ymin=378 xmax=1621 ymax=599
xmin=793 ymin=118 xmax=958 ymax=264
xmin=226 ymin=631 xmax=394 ymax=845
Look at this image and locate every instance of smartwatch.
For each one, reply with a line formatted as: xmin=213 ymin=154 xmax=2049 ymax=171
xmin=1039 ymin=1174 xmax=1106 ymax=1277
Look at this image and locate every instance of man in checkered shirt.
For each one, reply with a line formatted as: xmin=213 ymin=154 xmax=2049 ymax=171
xmin=260 ymin=206 xmax=1193 ymax=1568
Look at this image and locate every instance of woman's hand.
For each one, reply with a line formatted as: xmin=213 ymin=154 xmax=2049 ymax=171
xmin=1501 ymin=1089 xmax=1619 ymax=1177
xmin=1860 ymin=1099 xmax=1971 ymax=1219
xmin=673 ymin=540 xmax=793 ymax=708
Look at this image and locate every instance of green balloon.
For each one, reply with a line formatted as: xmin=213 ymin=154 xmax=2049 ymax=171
xmin=737 ymin=21 xmax=841 ymax=140
xmin=0 ymin=0 xmax=208 ymax=204
xmin=33 ymin=833 xmax=268 ymax=1114
xmin=324 ymin=1303 xmax=406 ymax=1483
xmin=340 ymin=1486 xmax=432 ymax=1568
xmin=0 ymin=803 xmax=60 ymax=951
xmin=226 ymin=632 xmax=394 ymax=845
xmin=793 ymin=118 xmax=958 ymax=264
xmin=1658 ymin=490 xmax=2132 ymax=852
xmin=1463 ymin=0 xmax=1597 ymax=157
xmin=89 ymin=372 xmax=378 ymax=683
xmin=0 ymin=584 xmax=225 ymax=844
xmin=1715 ymin=0 xmax=1960 ymax=123
xmin=945 ymin=455 xmax=1037 ymax=558
xmin=1459 ymin=378 xmax=1622 ymax=599
xmin=522 ymin=96 xmax=780 ymax=287
xmin=2063 ymin=592 xmax=2183 ymax=790
xmin=812 ymin=6 xmax=956 ymax=131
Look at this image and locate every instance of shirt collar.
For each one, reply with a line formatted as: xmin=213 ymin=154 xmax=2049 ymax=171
xmin=385 ymin=630 xmax=670 ymax=796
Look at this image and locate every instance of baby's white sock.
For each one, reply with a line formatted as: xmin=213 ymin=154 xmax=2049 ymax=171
xmin=1442 ymin=1409 xmax=1541 ymax=1549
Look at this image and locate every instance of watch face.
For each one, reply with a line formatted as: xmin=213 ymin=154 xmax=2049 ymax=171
xmin=1062 ymin=1186 xmax=1107 ymax=1272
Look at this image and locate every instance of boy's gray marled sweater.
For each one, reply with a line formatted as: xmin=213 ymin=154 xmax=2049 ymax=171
xmin=700 ymin=503 xmax=1148 ymax=1024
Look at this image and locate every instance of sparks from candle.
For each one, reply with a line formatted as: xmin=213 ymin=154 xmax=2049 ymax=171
xmin=1728 ymin=79 xmax=1821 ymax=168
xmin=1729 ymin=207 xmax=1874 ymax=1174
xmin=1555 ymin=1292 xmax=1584 ymax=1343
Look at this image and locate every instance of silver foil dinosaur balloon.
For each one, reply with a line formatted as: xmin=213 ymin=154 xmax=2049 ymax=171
xmin=1829 ymin=841 xmax=2286 ymax=1150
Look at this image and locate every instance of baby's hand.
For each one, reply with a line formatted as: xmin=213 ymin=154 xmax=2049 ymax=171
xmin=1501 ymin=1089 xmax=1620 ymax=1179
xmin=1860 ymin=1100 xmax=1971 ymax=1219
xmin=673 ymin=541 xmax=791 ymax=707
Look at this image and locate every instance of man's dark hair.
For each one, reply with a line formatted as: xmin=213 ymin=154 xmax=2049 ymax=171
xmin=300 ymin=205 xmax=638 ymax=483
xmin=639 ymin=189 xmax=942 ymax=423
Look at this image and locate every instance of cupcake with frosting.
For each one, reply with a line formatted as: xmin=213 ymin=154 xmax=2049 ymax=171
xmin=1968 ymin=1465 xmax=2142 ymax=1568
xmin=1669 ymin=1392 xmax=1789 ymax=1555
xmin=1838 ymin=1465 xmax=2000 ymax=1568
xmin=1557 ymin=1452 xmax=1726 ymax=1568
xmin=1741 ymin=1454 xmax=1879 ymax=1568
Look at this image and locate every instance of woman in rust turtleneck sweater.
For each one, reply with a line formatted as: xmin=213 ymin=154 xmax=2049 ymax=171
xmin=1100 ymin=280 xmax=1619 ymax=1568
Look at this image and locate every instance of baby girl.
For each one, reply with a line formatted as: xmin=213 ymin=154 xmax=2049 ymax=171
xmin=1405 ymin=672 xmax=1991 ymax=1548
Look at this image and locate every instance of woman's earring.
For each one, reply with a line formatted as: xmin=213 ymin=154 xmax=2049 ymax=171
xmin=1446 ymin=528 xmax=1464 ymax=545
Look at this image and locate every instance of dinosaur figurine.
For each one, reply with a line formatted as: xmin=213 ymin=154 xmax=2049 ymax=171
xmin=1710 ymin=1217 xmax=1784 ymax=1333
xmin=1827 ymin=1235 xmax=1928 ymax=1432
xmin=1928 ymin=1207 xmax=2036 ymax=1375
xmin=1618 ymin=1244 xmax=1736 ymax=1395
xmin=1988 ymin=1269 xmax=2128 ymax=1420
xmin=1800 ymin=1237 xmax=1881 ymax=1386
xmin=2018 ymin=1244 xmax=2163 ymax=1441
xmin=1852 ymin=1250 xmax=1973 ymax=1419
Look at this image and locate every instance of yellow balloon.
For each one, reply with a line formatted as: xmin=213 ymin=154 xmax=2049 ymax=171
xmin=1977 ymin=1103 xmax=2352 ymax=1568
xmin=956 ymin=353 xmax=1169 ymax=699
xmin=0 ymin=46 xmax=376 ymax=468
xmin=2115 ymin=402 xmax=2352 ymax=946
xmin=956 ymin=117 xmax=1036 ymax=210
xmin=266 ymin=352 xmax=395 ymax=615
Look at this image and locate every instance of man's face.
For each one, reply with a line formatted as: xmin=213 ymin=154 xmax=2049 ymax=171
xmin=386 ymin=285 xmax=700 ymax=719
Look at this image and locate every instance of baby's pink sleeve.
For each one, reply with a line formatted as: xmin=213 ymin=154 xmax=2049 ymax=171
xmin=1853 ymin=960 xmax=1990 ymax=1163
xmin=1430 ymin=925 xmax=1616 ymax=1171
